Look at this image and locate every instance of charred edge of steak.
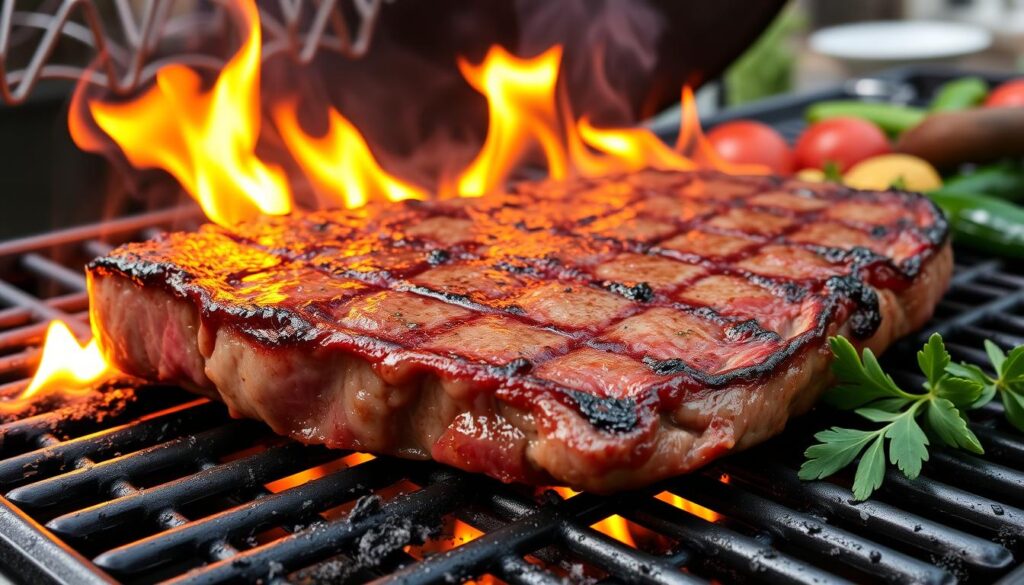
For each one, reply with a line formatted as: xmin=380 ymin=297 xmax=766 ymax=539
xmin=567 ymin=390 xmax=639 ymax=433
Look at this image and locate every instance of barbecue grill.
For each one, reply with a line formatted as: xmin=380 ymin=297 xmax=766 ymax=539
xmin=0 ymin=65 xmax=1021 ymax=584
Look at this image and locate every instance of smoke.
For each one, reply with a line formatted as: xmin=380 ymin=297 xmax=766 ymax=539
xmin=514 ymin=0 xmax=665 ymax=126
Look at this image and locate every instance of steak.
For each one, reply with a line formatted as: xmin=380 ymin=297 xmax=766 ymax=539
xmin=87 ymin=170 xmax=952 ymax=492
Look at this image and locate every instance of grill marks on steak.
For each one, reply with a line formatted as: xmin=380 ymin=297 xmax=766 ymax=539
xmin=88 ymin=170 xmax=949 ymax=490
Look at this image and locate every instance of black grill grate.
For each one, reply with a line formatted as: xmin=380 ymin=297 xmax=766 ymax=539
xmin=0 ymin=67 xmax=1023 ymax=584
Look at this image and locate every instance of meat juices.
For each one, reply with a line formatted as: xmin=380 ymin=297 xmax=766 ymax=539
xmin=87 ymin=170 xmax=952 ymax=492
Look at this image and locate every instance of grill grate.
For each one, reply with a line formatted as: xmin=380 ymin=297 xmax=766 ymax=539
xmin=1 ymin=67 xmax=1024 ymax=584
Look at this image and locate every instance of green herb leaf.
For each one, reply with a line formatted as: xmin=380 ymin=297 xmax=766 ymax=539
xmin=852 ymin=434 xmax=886 ymax=500
xmin=946 ymin=362 xmax=997 ymax=408
xmin=933 ymin=376 xmax=984 ymax=408
xmin=1001 ymin=385 xmax=1024 ymax=432
xmin=985 ymin=340 xmax=1007 ymax=374
xmin=856 ymin=407 xmax=903 ymax=423
xmin=885 ymin=410 xmax=929 ymax=479
xmin=799 ymin=427 xmax=878 ymax=481
xmin=925 ymin=398 xmax=984 ymax=454
xmin=918 ymin=333 xmax=950 ymax=389
xmin=825 ymin=336 xmax=911 ymax=409
xmin=1000 ymin=346 xmax=1024 ymax=384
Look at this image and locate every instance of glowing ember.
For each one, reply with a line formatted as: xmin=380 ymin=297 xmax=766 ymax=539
xmin=655 ymin=490 xmax=721 ymax=523
xmin=550 ymin=486 xmax=580 ymax=499
xmin=591 ymin=515 xmax=637 ymax=548
xmin=456 ymin=45 xmax=568 ymax=197
xmin=69 ymin=0 xmax=292 ymax=227
xmin=19 ymin=320 xmax=111 ymax=402
xmin=275 ymin=104 xmax=426 ymax=208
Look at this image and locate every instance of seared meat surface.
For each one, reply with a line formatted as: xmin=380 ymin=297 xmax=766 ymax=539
xmin=88 ymin=170 xmax=952 ymax=491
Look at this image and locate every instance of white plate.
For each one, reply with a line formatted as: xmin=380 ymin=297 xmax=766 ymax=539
xmin=810 ymin=20 xmax=992 ymax=62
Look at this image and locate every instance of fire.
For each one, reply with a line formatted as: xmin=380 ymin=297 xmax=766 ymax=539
xmin=655 ymin=486 xmax=724 ymax=524
xmin=69 ymin=0 xmax=292 ymax=227
xmin=452 ymin=44 xmax=761 ymax=198
xmin=591 ymin=515 xmax=638 ymax=547
xmin=677 ymin=87 xmax=769 ymax=175
xmin=274 ymin=104 xmax=426 ymax=208
xmin=69 ymin=0 xmax=767 ymax=226
xmin=3 ymin=321 xmax=112 ymax=410
xmin=455 ymin=45 xmax=569 ymax=196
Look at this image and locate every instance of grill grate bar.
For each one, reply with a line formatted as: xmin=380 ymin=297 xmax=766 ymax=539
xmin=625 ymin=498 xmax=851 ymax=585
xmin=470 ymin=490 xmax=701 ymax=585
xmin=7 ymin=420 xmax=264 ymax=512
xmin=92 ymin=456 xmax=405 ymax=575
xmin=20 ymin=253 xmax=88 ymax=292
xmin=668 ymin=474 xmax=952 ymax=584
xmin=927 ymin=451 xmax=1024 ymax=507
xmin=0 ymin=398 xmax=220 ymax=488
xmin=43 ymin=440 xmax=331 ymax=538
xmin=0 ymin=280 xmax=88 ymax=338
xmin=168 ymin=471 xmax=471 ymax=585
xmin=720 ymin=459 xmax=1014 ymax=571
xmin=881 ymin=470 xmax=1024 ymax=539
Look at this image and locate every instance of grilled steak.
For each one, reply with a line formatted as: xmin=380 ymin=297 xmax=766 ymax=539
xmin=87 ymin=170 xmax=952 ymax=492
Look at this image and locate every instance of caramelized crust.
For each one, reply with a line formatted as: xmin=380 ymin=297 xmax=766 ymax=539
xmin=88 ymin=170 xmax=951 ymax=491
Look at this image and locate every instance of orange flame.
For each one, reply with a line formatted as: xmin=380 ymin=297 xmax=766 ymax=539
xmin=274 ymin=104 xmax=426 ymax=208
xmin=455 ymin=45 xmax=569 ymax=196
xmin=655 ymin=488 xmax=723 ymax=524
xmin=3 ymin=321 xmax=112 ymax=411
xmin=677 ymin=87 xmax=770 ymax=175
xmin=452 ymin=45 xmax=756 ymax=199
xmin=69 ymin=0 xmax=292 ymax=227
xmin=591 ymin=515 xmax=638 ymax=548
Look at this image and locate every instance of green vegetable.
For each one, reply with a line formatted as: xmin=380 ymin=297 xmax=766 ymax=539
xmin=929 ymin=77 xmax=989 ymax=112
xmin=927 ymin=190 xmax=1024 ymax=258
xmin=947 ymin=341 xmax=1024 ymax=431
xmin=938 ymin=161 xmax=1024 ymax=202
xmin=805 ymin=101 xmax=927 ymax=135
xmin=800 ymin=335 xmax=984 ymax=500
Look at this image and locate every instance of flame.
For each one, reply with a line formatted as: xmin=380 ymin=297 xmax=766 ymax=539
xmin=274 ymin=104 xmax=426 ymax=208
xmin=551 ymin=486 xmax=579 ymax=499
xmin=576 ymin=116 xmax=696 ymax=172
xmin=591 ymin=515 xmax=638 ymax=548
xmin=4 ymin=321 xmax=111 ymax=410
xmin=677 ymin=87 xmax=770 ymax=175
xmin=69 ymin=0 xmax=291 ymax=227
xmin=455 ymin=45 xmax=569 ymax=196
xmin=655 ymin=489 xmax=722 ymax=523
xmin=452 ymin=45 xmax=759 ymax=198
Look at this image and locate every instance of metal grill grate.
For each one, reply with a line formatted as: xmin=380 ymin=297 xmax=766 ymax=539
xmin=0 ymin=67 xmax=1023 ymax=584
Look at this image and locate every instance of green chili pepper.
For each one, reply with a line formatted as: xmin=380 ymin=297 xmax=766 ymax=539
xmin=940 ymin=161 xmax=1024 ymax=202
xmin=928 ymin=190 xmax=1024 ymax=258
xmin=805 ymin=101 xmax=927 ymax=135
xmin=929 ymin=77 xmax=989 ymax=112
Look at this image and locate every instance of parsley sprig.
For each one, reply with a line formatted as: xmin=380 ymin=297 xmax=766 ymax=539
xmin=799 ymin=334 xmax=996 ymax=500
xmin=946 ymin=341 xmax=1024 ymax=431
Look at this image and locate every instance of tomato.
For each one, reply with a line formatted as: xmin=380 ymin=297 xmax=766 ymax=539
xmin=794 ymin=117 xmax=891 ymax=173
xmin=984 ymin=79 xmax=1024 ymax=108
xmin=703 ymin=120 xmax=794 ymax=174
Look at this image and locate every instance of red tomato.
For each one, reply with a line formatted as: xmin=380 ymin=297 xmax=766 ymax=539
xmin=703 ymin=120 xmax=794 ymax=174
xmin=794 ymin=117 xmax=891 ymax=173
xmin=984 ymin=79 xmax=1024 ymax=108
